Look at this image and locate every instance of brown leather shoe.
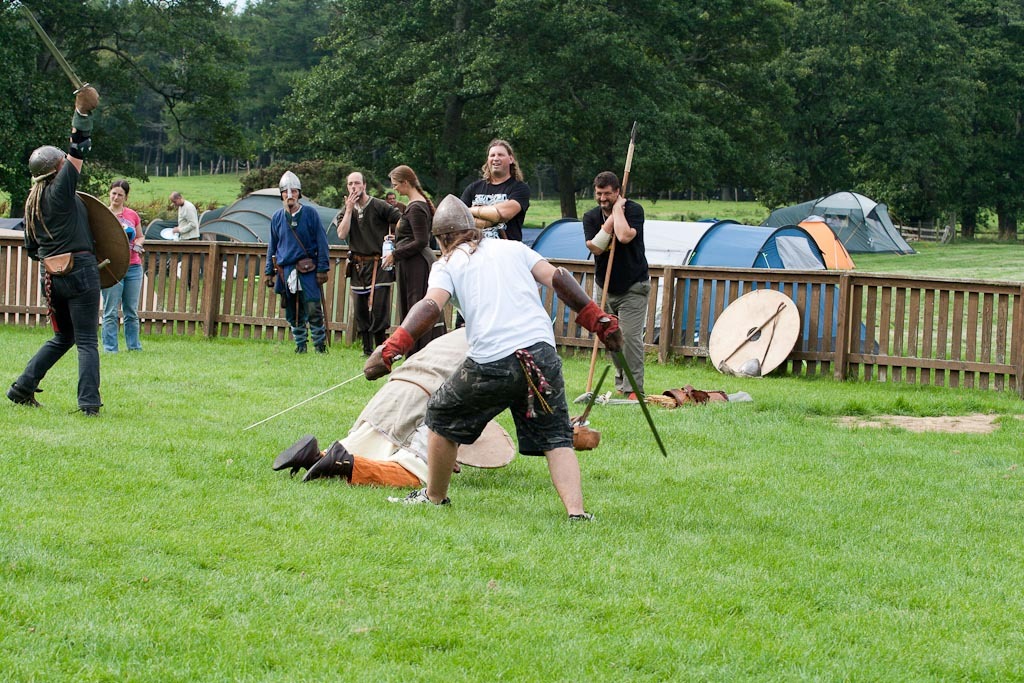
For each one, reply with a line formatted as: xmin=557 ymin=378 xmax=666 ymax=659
xmin=273 ymin=435 xmax=320 ymax=476
xmin=302 ymin=441 xmax=354 ymax=482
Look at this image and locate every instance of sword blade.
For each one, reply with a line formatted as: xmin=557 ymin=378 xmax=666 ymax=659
xmin=615 ymin=350 xmax=668 ymax=457
xmin=243 ymin=371 xmax=363 ymax=431
xmin=19 ymin=5 xmax=85 ymax=90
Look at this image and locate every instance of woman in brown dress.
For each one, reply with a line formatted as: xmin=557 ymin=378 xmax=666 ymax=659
xmin=384 ymin=165 xmax=445 ymax=354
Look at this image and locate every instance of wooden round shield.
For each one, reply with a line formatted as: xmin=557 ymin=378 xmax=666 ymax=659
xmin=708 ymin=289 xmax=800 ymax=377
xmin=77 ymin=191 xmax=129 ymax=288
xmin=457 ymin=420 xmax=515 ymax=468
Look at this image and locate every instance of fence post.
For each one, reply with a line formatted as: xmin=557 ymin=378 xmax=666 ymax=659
xmin=658 ymin=267 xmax=676 ymax=363
xmin=833 ymin=273 xmax=852 ymax=380
xmin=201 ymin=240 xmax=221 ymax=338
xmin=1015 ymin=285 xmax=1024 ymax=398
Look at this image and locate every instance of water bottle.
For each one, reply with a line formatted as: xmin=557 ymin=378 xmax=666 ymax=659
xmin=382 ymin=235 xmax=395 ymax=271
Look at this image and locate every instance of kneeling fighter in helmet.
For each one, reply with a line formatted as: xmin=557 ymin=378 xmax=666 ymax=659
xmin=364 ymin=195 xmax=623 ymax=520
xmin=8 ymin=86 xmax=103 ymax=415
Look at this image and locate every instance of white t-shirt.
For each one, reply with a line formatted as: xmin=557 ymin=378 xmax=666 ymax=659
xmin=428 ymin=239 xmax=555 ymax=363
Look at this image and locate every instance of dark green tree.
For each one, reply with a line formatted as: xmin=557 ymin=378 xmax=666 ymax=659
xmin=0 ymin=0 xmax=249 ymax=217
xmin=233 ymin=0 xmax=333 ymax=165
xmin=765 ymin=0 xmax=974 ymax=225
xmin=277 ymin=0 xmax=793 ymax=216
xmin=954 ymin=0 xmax=1024 ymax=240
xmin=275 ymin=0 xmax=497 ymax=195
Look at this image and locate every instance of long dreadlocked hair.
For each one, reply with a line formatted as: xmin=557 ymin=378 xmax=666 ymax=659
xmin=23 ymin=171 xmax=58 ymax=241
xmin=480 ymin=139 xmax=524 ymax=183
xmin=388 ymin=165 xmax=435 ymax=213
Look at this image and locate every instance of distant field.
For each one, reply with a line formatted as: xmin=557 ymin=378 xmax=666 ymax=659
xmin=125 ymin=172 xmax=248 ymax=209
xmin=119 ymin=173 xmax=248 ymax=223
xmin=854 ymin=240 xmax=1024 ymax=282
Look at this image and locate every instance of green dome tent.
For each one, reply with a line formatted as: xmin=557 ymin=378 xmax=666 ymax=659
xmin=763 ymin=191 xmax=914 ymax=255
xmin=146 ymin=189 xmax=343 ymax=245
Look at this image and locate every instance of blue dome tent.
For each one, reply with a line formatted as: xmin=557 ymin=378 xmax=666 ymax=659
xmin=682 ymin=223 xmax=836 ymax=351
xmin=531 ymin=218 xmax=717 ymax=332
xmin=687 ymin=222 xmax=826 ymax=269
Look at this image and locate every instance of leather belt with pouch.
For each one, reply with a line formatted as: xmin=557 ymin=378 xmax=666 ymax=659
xmin=42 ymin=253 xmax=74 ymax=276
xmin=295 ymin=257 xmax=316 ymax=273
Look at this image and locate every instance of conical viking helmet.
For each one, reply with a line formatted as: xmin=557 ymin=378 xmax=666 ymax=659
xmin=278 ymin=170 xmax=301 ymax=195
xmin=28 ymin=145 xmax=66 ymax=181
xmin=432 ymin=194 xmax=475 ymax=236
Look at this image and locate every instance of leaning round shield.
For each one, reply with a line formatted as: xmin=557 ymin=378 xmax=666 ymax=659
xmin=77 ymin=191 xmax=129 ymax=287
xmin=709 ymin=289 xmax=800 ymax=377
xmin=457 ymin=420 xmax=515 ymax=468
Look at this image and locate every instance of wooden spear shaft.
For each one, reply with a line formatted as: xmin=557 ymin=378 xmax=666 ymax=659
xmin=584 ymin=121 xmax=638 ymax=394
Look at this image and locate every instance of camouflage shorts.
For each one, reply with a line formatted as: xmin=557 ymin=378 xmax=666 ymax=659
xmin=425 ymin=342 xmax=573 ymax=456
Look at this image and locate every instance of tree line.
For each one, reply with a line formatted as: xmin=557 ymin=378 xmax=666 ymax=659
xmin=1 ymin=0 xmax=1021 ymax=237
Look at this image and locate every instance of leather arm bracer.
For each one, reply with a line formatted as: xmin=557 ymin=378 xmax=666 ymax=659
xmin=551 ymin=267 xmax=592 ymax=312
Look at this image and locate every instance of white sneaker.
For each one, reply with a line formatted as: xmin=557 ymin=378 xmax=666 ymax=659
xmin=387 ymin=487 xmax=450 ymax=506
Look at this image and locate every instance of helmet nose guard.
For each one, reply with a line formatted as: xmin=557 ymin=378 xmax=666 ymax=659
xmin=278 ymin=170 xmax=302 ymax=195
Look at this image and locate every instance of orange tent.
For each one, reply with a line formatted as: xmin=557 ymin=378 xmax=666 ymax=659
xmin=796 ymin=216 xmax=855 ymax=270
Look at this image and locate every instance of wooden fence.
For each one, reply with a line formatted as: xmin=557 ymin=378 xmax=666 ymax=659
xmin=2 ymin=238 xmax=1022 ymax=396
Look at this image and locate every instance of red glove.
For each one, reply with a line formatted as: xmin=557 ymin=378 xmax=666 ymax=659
xmin=364 ymin=327 xmax=415 ymax=380
xmin=576 ymin=301 xmax=622 ymax=351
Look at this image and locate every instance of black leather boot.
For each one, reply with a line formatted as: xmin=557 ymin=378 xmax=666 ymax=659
xmin=273 ymin=435 xmax=321 ymax=476
xmin=7 ymin=383 xmax=42 ymax=407
xmin=303 ymin=441 xmax=354 ymax=482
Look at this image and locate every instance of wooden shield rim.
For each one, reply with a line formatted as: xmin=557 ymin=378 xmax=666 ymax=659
xmin=77 ymin=191 xmax=130 ymax=288
xmin=456 ymin=420 xmax=515 ymax=468
xmin=708 ymin=289 xmax=801 ymax=376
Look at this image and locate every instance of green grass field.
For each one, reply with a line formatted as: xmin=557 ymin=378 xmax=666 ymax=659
xmin=2 ymin=174 xmax=1023 ymax=677
xmin=1 ymin=326 xmax=1023 ymax=680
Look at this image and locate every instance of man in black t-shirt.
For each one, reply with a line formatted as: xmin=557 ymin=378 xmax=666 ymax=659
xmin=582 ymin=171 xmax=649 ymax=397
xmin=460 ymin=139 xmax=530 ymax=241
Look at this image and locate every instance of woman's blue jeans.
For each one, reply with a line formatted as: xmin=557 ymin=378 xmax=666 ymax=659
xmin=101 ymin=263 xmax=144 ymax=352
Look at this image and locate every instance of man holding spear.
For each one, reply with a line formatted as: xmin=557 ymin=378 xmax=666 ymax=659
xmin=583 ymin=171 xmax=649 ymax=398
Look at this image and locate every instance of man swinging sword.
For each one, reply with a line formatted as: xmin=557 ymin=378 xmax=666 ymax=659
xmin=364 ymin=195 xmax=622 ymax=520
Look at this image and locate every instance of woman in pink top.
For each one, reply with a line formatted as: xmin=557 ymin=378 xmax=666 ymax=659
xmin=101 ymin=179 xmax=145 ymax=352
